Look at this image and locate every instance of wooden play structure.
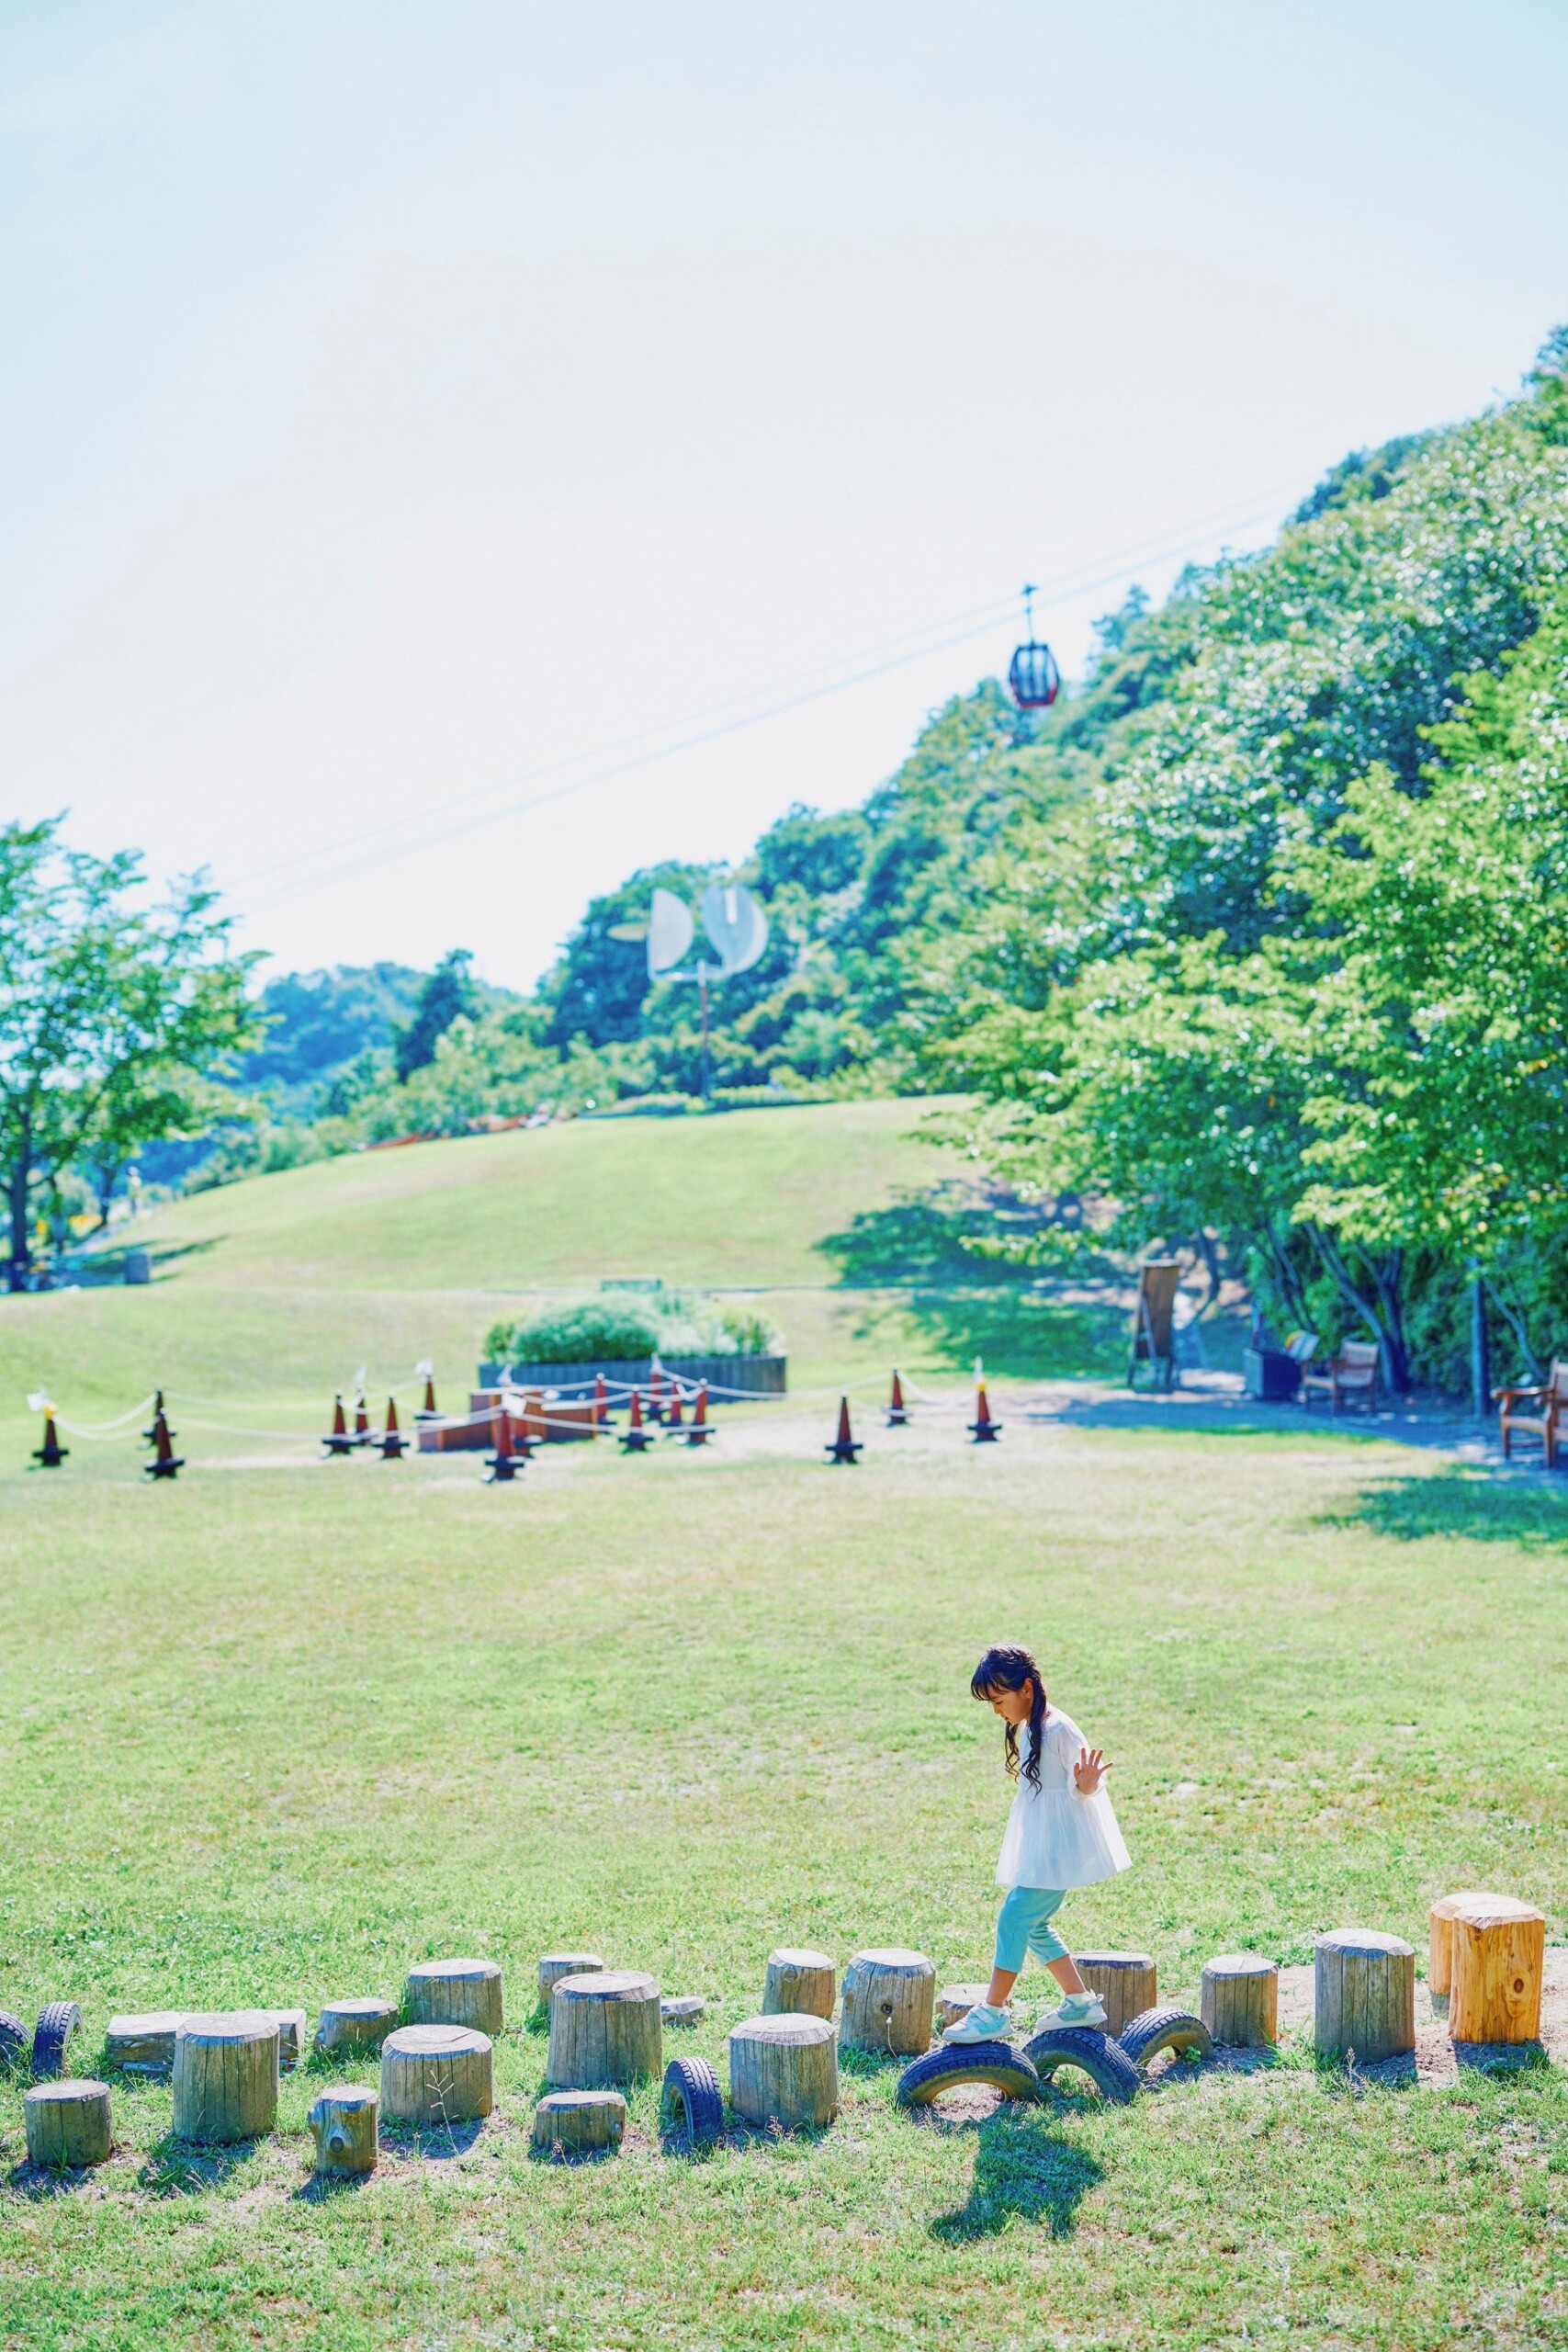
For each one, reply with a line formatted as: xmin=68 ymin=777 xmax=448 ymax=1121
xmin=1314 ymin=1929 xmax=1415 ymax=2064
xmin=728 ymin=2014 xmax=839 ymax=2128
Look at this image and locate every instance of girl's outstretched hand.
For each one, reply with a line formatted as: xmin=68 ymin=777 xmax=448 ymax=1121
xmin=1074 ymin=1747 xmax=1109 ymax=1794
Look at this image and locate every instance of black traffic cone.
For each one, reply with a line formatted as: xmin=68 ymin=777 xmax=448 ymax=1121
xmin=322 ymin=1394 xmax=354 ymax=1457
xmin=144 ymin=1407 xmax=185 ymax=1480
xmin=886 ymin=1370 xmax=910 ymax=1427
xmin=485 ymin=1405 xmax=524 ymax=1483
xmin=826 ymin=1396 xmax=863 ymax=1464
xmin=686 ymin=1380 xmax=713 ymax=1447
xmin=31 ymin=1412 xmax=68 ymax=1469
xmin=968 ymin=1378 xmax=1002 ymax=1443
xmin=378 ymin=1396 xmax=407 ymax=1459
xmin=619 ymin=1389 xmax=652 ymax=1453
xmin=352 ymin=1393 xmax=371 ymax=1448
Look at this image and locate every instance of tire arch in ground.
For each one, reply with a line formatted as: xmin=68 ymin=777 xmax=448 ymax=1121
xmin=1021 ymin=2023 xmax=1140 ymax=2105
xmin=1117 ymin=2007 xmax=1213 ymax=2072
xmin=661 ymin=2055 xmax=723 ymax=2146
xmin=897 ymin=2041 xmax=1041 ymax=2106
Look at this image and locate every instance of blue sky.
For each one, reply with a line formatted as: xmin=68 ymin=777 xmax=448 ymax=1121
xmin=2 ymin=0 xmax=1564 ymax=989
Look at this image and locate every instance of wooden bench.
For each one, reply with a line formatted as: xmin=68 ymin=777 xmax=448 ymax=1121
xmin=1495 ymin=1360 xmax=1568 ymax=1466
xmin=1301 ymin=1338 xmax=1379 ymax=1414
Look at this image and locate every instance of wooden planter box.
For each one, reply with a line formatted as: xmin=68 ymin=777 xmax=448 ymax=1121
xmin=477 ymin=1353 xmax=787 ymax=1396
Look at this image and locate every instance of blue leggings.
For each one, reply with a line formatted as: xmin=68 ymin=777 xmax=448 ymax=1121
xmin=995 ymin=1885 xmax=1069 ymax=1973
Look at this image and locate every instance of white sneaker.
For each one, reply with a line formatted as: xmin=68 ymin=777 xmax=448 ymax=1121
xmin=941 ymin=2001 xmax=1012 ymax=2044
xmin=1032 ymin=1993 xmax=1108 ymax=2032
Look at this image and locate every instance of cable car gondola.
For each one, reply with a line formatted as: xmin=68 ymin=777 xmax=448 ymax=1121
xmin=1007 ymin=583 xmax=1061 ymax=711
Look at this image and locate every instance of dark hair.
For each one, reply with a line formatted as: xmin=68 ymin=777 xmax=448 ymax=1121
xmin=970 ymin=1644 xmax=1047 ymax=1792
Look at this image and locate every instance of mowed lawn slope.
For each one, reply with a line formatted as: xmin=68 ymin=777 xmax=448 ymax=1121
xmin=0 ymin=1422 xmax=1564 ymax=2349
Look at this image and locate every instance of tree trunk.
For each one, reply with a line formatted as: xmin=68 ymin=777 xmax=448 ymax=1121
xmin=1200 ymin=1955 xmax=1278 ymax=2047
xmin=839 ymin=1949 xmax=935 ymax=2055
xmin=379 ymin=2024 xmax=494 ymax=2124
xmin=1450 ymin=1902 xmax=1544 ymax=2044
xmin=106 ymin=2012 xmax=184 ymax=2076
xmin=728 ymin=2014 xmax=838 ymax=2128
xmin=532 ymin=2089 xmax=627 ymax=2154
xmin=308 ymin=2086 xmax=379 ymax=2177
xmin=547 ymin=1971 xmax=662 ymax=2088
xmin=405 ymin=1958 xmax=503 ymax=2036
xmin=762 ymin=1948 xmax=836 ymax=2018
xmin=1072 ymin=1951 xmax=1157 ymax=2039
xmin=24 ymin=2081 xmax=113 ymax=2168
xmin=314 ymin=1998 xmax=400 ymax=2056
xmin=173 ymin=2013 xmax=280 ymax=2143
xmin=1314 ymin=1931 xmax=1415 ymax=2064
xmin=7 ymin=1145 xmax=31 ymax=1290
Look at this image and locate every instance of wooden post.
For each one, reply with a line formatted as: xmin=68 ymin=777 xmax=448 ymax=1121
xmin=24 ymin=2081 xmax=112 ymax=2167
xmin=1314 ymin=1930 xmax=1416 ymax=2064
xmin=538 ymin=1953 xmax=604 ymax=1998
xmin=762 ymin=1947 xmax=836 ymax=2018
xmin=1073 ymin=1951 xmax=1157 ymax=2040
xmin=729 ymin=2014 xmax=839 ymax=2128
xmin=271 ymin=2009 xmax=308 ymax=2072
xmin=173 ymin=2013 xmax=280 ymax=2143
xmin=1428 ymin=1891 xmax=1517 ymax=1997
xmin=661 ymin=1996 xmax=705 ymax=2025
xmin=106 ymin=2012 xmax=184 ymax=2076
xmin=405 ymin=1958 xmax=504 ymax=2036
xmin=532 ymin=2089 xmax=627 ymax=2154
xmin=936 ymin=1983 xmax=993 ymax=2031
xmin=1450 ymin=1901 xmax=1545 ymax=2044
xmin=839 ymin=1949 xmax=935 ymax=2055
xmin=547 ymin=1971 xmax=663 ymax=2089
xmin=380 ymin=2025 xmax=494 ymax=2124
xmin=308 ymin=2086 xmax=378 ymax=2177
xmin=314 ymin=1998 xmax=400 ymax=2056
xmin=1200 ymin=1955 xmax=1278 ymax=2047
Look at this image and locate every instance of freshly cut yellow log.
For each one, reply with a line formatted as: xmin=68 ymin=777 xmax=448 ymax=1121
xmin=762 ymin=1948 xmax=836 ymax=2018
xmin=308 ymin=2085 xmax=378 ymax=2177
xmin=405 ymin=1958 xmax=503 ymax=2035
xmin=729 ymin=2014 xmax=838 ymax=2128
xmin=1449 ymin=1901 xmax=1545 ymax=2045
xmin=25 ymin=2081 xmax=112 ymax=2168
xmin=1428 ymin=1892 xmax=1533 ymax=1998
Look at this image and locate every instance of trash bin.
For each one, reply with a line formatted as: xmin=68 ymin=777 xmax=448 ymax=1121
xmin=1243 ymin=1346 xmax=1300 ymax=1401
xmin=123 ymin=1250 xmax=151 ymax=1286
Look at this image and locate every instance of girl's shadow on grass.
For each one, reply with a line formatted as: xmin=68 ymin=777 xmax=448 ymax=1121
xmin=924 ymin=2106 xmax=1102 ymax=2242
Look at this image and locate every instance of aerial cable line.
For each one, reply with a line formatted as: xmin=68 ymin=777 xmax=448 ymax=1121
xmin=239 ymin=478 xmax=1301 ymax=913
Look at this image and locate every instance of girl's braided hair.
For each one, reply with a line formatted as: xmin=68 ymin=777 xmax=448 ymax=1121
xmin=970 ymin=1644 xmax=1047 ymax=1792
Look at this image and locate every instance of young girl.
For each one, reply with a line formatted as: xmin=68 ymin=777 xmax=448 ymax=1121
xmin=944 ymin=1643 xmax=1132 ymax=2043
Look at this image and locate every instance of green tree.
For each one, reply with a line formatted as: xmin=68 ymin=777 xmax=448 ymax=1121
xmin=395 ymin=949 xmax=473 ymax=1080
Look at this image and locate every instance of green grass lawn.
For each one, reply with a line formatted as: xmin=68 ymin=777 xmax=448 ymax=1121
xmin=0 ymin=1420 xmax=1564 ymax=2350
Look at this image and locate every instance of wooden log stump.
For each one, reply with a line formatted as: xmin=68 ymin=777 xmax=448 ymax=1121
xmin=1072 ymin=1951 xmax=1157 ymax=2041
xmin=840 ymin=1949 xmax=935 ymax=2055
xmin=547 ymin=1971 xmax=662 ymax=2088
xmin=24 ymin=2081 xmax=112 ymax=2168
xmin=308 ymin=2085 xmax=378 ymax=2177
xmin=1450 ymin=1900 xmax=1545 ymax=2045
xmin=538 ymin=1953 xmax=604 ymax=1998
xmin=936 ymin=1983 xmax=993 ymax=2031
xmin=380 ymin=2025 xmax=494 ymax=2124
xmin=1428 ymin=1891 xmax=1528 ymax=1998
xmin=1314 ymin=1931 xmax=1416 ymax=2064
xmin=532 ymin=2089 xmax=626 ymax=2154
xmin=106 ymin=2012 xmax=184 ymax=2076
xmin=315 ymin=1998 xmax=400 ymax=2056
xmin=729 ymin=2014 xmax=839 ymax=2128
xmin=1200 ymin=1955 xmax=1279 ymax=2047
xmin=270 ymin=2008 xmax=308 ymax=2072
xmin=173 ymin=2012 xmax=280 ymax=2143
xmin=763 ymin=1947 xmax=836 ymax=2018
xmin=661 ymin=1996 xmax=705 ymax=2025
xmin=405 ymin=1958 xmax=504 ymax=2036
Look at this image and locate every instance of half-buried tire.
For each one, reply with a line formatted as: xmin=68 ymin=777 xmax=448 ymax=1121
xmin=661 ymin=2054 xmax=724 ymax=2146
xmin=31 ymin=2001 xmax=82 ymax=2081
xmin=1022 ymin=2024 xmax=1140 ymax=2105
xmin=0 ymin=2011 xmax=28 ymax=2073
xmin=1117 ymin=2006 xmax=1213 ymax=2072
xmin=897 ymin=2041 xmax=1040 ymax=2107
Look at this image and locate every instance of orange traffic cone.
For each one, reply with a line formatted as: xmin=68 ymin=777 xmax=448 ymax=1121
xmin=686 ymin=1380 xmax=712 ymax=1447
xmin=620 ymin=1389 xmax=652 ymax=1453
xmin=648 ymin=1362 xmax=666 ymax=1422
xmin=826 ymin=1396 xmax=863 ymax=1464
xmin=415 ymin=1363 xmax=439 ymax=1420
xmin=31 ymin=1412 xmax=68 ymax=1469
xmin=322 ymin=1394 xmax=354 ymax=1457
xmin=666 ymin=1385 xmax=685 ymax=1434
xmin=968 ymin=1379 xmax=1002 ymax=1443
xmin=144 ymin=1407 xmax=185 ymax=1480
xmin=378 ymin=1396 xmax=407 ymax=1459
xmin=887 ymin=1370 xmax=910 ymax=1428
xmin=141 ymin=1387 xmax=173 ymax=1443
xmin=485 ymin=1405 xmax=524 ymax=1483
xmin=352 ymin=1393 xmax=371 ymax=1448
xmin=592 ymin=1372 xmax=615 ymax=1428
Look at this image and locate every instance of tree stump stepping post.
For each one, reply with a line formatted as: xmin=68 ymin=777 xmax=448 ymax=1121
xmin=308 ymin=2086 xmax=379 ymax=2177
xmin=533 ymin=2089 xmax=627 ymax=2154
xmin=729 ymin=2014 xmax=839 ymax=2128
xmin=538 ymin=1953 xmax=604 ymax=1999
xmin=315 ymin=1998 xmax=400 ymax=2056
xmin=935 ymin=1984 xmax=994 ymax=2032
xmin=1072 ymin=1951 xmax=1157 ymax=2041
xmin=106 ymin=2013 xmax=184 ymax=2076
xmin=1314 ymin=1930 xmax=1416 ymax=2064
xmin=271 ymin=2009 xmax=308 ymax=2072
xmin=25 ymin=2081 xmax=113 ymax=2168
xmin=763 ymin=1948 xmax=836 ymax=2019
xmin=661 ymin=1996 xmax=705 ymax=2025
xmin=1428 ymin=1892 xmax=1531 ymax=1999
xmin=1450 ymin=1900 xmax=1545 ymax=2045
xmin=547 ymin=1971 xmax=663 ymax=2088
xmin=173 ymin=2013 xmax=280 ymax=2143
xmin=1201 ymin=1955 xmax=1279 ymax=2047
xmin=405 ymin=1958 xmax=503 ymax=2036
xmin=840 ymin=1949 xmax=935 ymax=2055
xmin=380 ymin=2024 xmax=494 ymax=2124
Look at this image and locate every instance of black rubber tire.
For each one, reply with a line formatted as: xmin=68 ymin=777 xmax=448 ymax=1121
xmin=0 ymin=2011 xmax=28 ymax=2073
xmin=1022 ymin=2024 xmax=1140 ymax=2106
xmin=1117 ymin=2006 xmax=1214 ymax=2072
xmin=31 ymin=2000 xmax=81 ymax=2081
xmin=897 ymin=2041 xmax=1040 ymax=2106
xmin=661 ymin=2054 xmax=723 ymax=2145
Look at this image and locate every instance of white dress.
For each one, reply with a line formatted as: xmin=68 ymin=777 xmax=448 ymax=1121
xmin=995 ymin=1706 xmax=1132 ymax=1891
